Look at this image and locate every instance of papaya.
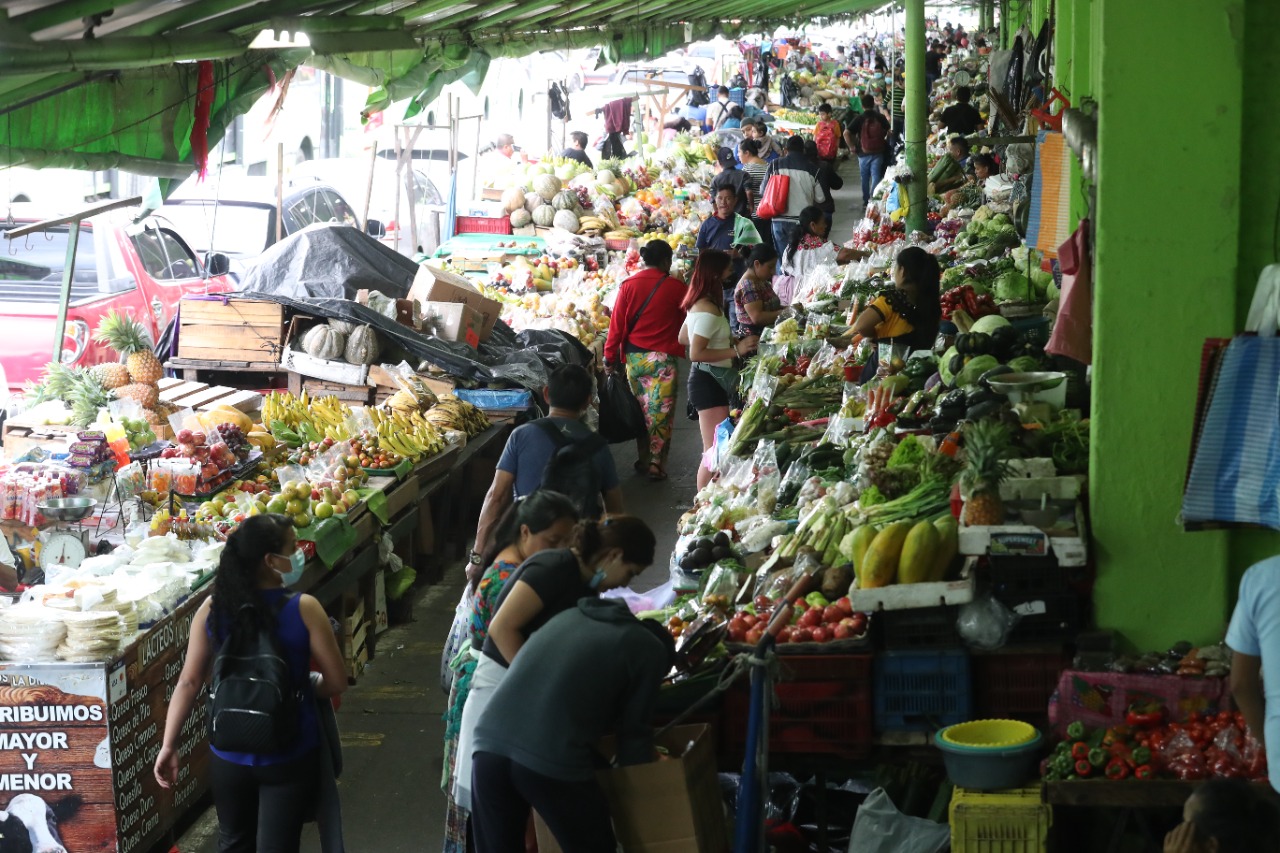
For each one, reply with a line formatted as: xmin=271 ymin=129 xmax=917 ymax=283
xmin=208 ymin=404 xmax=253 ymax=433
xmin=898 ymin=521 xmax=941 ymax=584
xmin=860 ymin=522 xmax=912 ymax=588
xmin=849 ymin=525 xmax=879 ymax=587
xmin=932 ymin=516 xmax=959 ymax=581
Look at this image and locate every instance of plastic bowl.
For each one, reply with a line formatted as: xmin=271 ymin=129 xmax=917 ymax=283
xmin=940 ymin=719 xmax=1038 ymax=748
xmin=935 ymin=723 xmax=1043 ymax=790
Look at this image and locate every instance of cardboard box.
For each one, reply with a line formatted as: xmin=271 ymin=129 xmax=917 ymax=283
xmin=408 ymin=263 xmax=502 ymax=342
xmin=419 ymin=302 xmax=483 ymax=348
xmin=354 ymin=290 xmax=418 ymax=328
xmin=534 ymin=724 xmax=727 ymax=853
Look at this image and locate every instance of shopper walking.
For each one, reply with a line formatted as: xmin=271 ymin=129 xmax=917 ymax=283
xmin=803 ymin=139 xmax=844 ymax=229
xmin=705 ymin=85 xmax=733 ymax=131
xmin=846 ymin=94 xmax=890 ymax=209
xmin=453 ymin=516 xmax=657 ymax=821
xmin=710 ymin=147 xmax=754 ymax=215
xmin=759 ymin=134 xmax=826 ymax=255
xmin=696 ymin=186 xmax=747 ymax=310
xmin=442 ymin=491 xmax=579 ymax=853
xmin=471 ymin=365 xmax=622 ymax=565
xmin=471 ymin=599 xmax=675 ymax=853
xmin=155 ymin=514 xmax=348 ymax=853
xmin=734 ymin=243 xmax=784 ymax=343
xmin=681 ymin=251 xmax=757 ymax=490
xmin=603 ymin=240 xmax=687 ymax=481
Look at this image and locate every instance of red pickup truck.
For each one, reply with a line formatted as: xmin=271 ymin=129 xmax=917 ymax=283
xmin=0 ymin=205 xmax=232 ymax=390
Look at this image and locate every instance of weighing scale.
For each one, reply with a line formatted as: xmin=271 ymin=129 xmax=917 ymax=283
xmin=36 ymin=497 xmax=97 ymax=573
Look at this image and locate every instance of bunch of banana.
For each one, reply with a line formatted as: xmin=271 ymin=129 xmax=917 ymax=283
xmin=592 ymin=201 xmax=619 ymax=230
xmin=263 ymin=391 xmax=353 ymax=445
xmin=576 ymin=214 xmax=614 ymax=236
xmin=369 ymin=407 xmax=448 ymax=460
xmin=424 ymin=396 xmax=490 ymax=437
xmin=604 ymin=228 xmax=639 ymax=241
xmin=386 ymin=389 xmax=421 ymax=415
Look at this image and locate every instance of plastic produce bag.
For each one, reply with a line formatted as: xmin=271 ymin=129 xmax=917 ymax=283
xmin=733 ymin=214 xmax=762 ymax=246
xmin=957 ymin=592 xmax=1020 ymax=651
xmin=846 ymin=788 xmax=949 ymax=853
xmin=597 ymin=370 xmax=646 ymax=444
xmin=441 ymin=588 xmax=473 ymax=694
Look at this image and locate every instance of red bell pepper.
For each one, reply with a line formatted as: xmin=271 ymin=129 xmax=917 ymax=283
xmin=1071 ymin=742 xmax=1090 ymax=761
xmin=1125 ymin=703 xmax=1165 ymax=729
xmin=1105 ymin=758 xmax=1131 ymax=780
xmin=1133 ymin=764 xmax=1155 ymax=780
xmin=1075 ymin=759 xmax=1093 ymax=777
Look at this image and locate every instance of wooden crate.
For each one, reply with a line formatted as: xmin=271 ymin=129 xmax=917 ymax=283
xmin=301 ymin=379 xmax=375 ymax=405
xmin=156 ymin=377 xmax=263 ymax=413
xmin=383 ymin=474 xmax=420 ymax=520
xmin=2 ymin=419 xmax=78 ymax=458
xmin=341 ymin=591 xmax=370 ymax=679
xmin=177 ymin=297 xmax=286 ymax=363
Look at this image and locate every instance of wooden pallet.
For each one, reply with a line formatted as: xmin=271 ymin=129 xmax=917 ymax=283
xmin=156 ymin=377 xmax=263 ymax=413
xmin=300 ymin=379 xmax=375 ymax=405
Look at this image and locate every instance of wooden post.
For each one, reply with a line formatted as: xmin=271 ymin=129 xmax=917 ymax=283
xmin=362 ymin=144 xmax=377 ymax=226
xmin=392 ymin=128 xmax=403 ymax=254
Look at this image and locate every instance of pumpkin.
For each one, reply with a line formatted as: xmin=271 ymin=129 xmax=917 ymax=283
xmin=524 ymin=193 xmax=545 ymax=214
xmin=532 ymin=204 xmax=557 ymax=227
xmin=301 ymin=324 xmax=344 ymax=360
xmin=532 ymin=174 xmax=562 ymax=198
xmin=327 ymin=319 xmax=357 ymax=335
xmin=345 ymin=325 xmax=380 ymax=365
xmin=510 ymin=209 xmax=533 ymax=228
xmin=501 ymin=187 xmax=526 ymax=213
xmin=551 ymin=190 xmax=577 ymax=211
xmin=552 ymin=209 xmax=580 ymax=232
xmin=595 ymin=169 xmax=616 ymax=184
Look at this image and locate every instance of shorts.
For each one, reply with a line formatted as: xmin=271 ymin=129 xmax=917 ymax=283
xmin=688 ymin=367 xmax=730 ymax=411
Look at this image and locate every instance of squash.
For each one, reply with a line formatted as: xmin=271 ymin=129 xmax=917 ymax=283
xmin=532 ymin=174 xmax=562 ymax=198
xmin=595 ymin=169 xmax=616 ymax=184
xmin=301 ymin=324 xmax=345 ymax=360
xmin=849 ymin=525 xmax=879 ymax=587
xmin=501 ymin=186 xmax=526 ymax=213
xmin=327 ymin=319 xmax=357 ymax=335
xmin=509 ymin=209 xmax=532 ymax=228
xmin=531 ymin=205 xmax=557 ymax=227
xmin=524 ymin=193 xmax=545 ymax=214
xmin=344 ymin=325 xmax=380 ymax=365
xmin=931 ymin=517 xmax=959 ymax=581
xmin=552 ymin=209 xmax=580 ymax=232
xmin=246 ymin=431 xmax=277 ymax=452
xmin=551 ymin=190 xmax=577 ymax=211
xmin=860 ymin=522 xmax=912 ymax=588
xmin=898 ymin=521 xmax=941 ymax=584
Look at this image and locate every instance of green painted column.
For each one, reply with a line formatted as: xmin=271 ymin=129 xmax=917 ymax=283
xmin=1090 ymin=0 xmax=1243 ymax=649
xmin=1056 ymin=0 xmax=1093 ymax=225
xmin=903 ymin=0 xmax=927 ymax=233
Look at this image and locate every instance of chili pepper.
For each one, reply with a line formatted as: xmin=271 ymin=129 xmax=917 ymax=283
xmin=1071 ymin=742 xmax=1090 ymax=761
xmin=1130 ymin=746 xmax=1151 ymax=767
xmin=1075 ymin=759 xmax=1093 ymax=777
xmin=1067 ymin=722 xmax=1086 ymax=741
xmin=1133 ymin=764 xmax=1155 ymax=780
xmin=1106 ymin=758 xmax=1131 ymax=780
xmin=1089 ymin=748 xmax=1108 ymax=768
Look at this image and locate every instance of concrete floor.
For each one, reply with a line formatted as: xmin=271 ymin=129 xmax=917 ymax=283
xmin=177 ymin=158 xmax=863 ymax=853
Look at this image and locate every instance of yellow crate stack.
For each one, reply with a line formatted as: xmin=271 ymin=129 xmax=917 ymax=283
xmin=949 ymin=785 xmax=1051 ymax=853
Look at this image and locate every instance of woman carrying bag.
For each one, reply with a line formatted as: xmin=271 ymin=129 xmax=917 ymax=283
xmin=603 ymin=240 xmax=687 ymax=481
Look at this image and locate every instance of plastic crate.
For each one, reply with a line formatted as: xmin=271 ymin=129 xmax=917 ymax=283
xmin=874 ymin=649 xmax=972 ymax=732
xmin=454 ymin=215 xmax=512 ymax=235
xmin=972 ymin=649 xmax=1073 ymax=726
xmin=996 ymin=591 xmax=1086 ymax=644
xmin=985 ymin=556 xmax=1068 ymax=597
xmin=949 ymin=785 xmax=1051 ymax=853
xmin=728 ymin=87 xmax=747 ymax=105
xmin=721 ymin=654 xmax=873 ymax=762
xmin=875 ymin=605 xmax=962 ymax=650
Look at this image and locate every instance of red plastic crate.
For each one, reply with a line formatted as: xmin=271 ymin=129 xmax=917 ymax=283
xmin=721 ymin=654 xmax=873 ymax=763
xmin=972 ymin=649 xmax=1073 ymax=726
xmin=455 ymin=215 xmax=512 ymax=235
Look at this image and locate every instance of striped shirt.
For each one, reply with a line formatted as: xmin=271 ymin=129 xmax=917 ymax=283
xmin=741 ymin=162 xmax=770 ymax=196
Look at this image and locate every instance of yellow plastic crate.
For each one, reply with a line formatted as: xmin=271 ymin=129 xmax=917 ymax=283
xmin=949 ymin=785 xmax=1051 ymax=853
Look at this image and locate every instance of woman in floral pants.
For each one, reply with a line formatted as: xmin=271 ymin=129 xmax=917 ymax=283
xmin=623 ymin=351 xmax=680 ymax=477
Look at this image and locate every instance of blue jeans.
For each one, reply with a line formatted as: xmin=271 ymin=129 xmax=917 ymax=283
xmin=859 ymin=153 xmax=886 ymax=207
xmin=771 ymin=220 xmax=798 ymax=258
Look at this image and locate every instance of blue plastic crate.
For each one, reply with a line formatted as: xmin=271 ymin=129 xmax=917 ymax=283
xmin=728 ymin=87 xmax=747 ymax=105
xmin=874 ymin=649 xmax=972 ymax=732
xmin=453 ymin=389 xmax=534 ymax=411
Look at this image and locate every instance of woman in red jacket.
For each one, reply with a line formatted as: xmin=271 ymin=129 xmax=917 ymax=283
xmin=604 ymin=240 xmax=687 ymax=480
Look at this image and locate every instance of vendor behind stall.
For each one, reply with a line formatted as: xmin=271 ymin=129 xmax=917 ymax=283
xmin=850 ymin=246 xmax=942 ymax=382
xmin=781 ymin=205 xmax=867 ymax=280
xmin=929 ymin=136 xmax=971 ymax=194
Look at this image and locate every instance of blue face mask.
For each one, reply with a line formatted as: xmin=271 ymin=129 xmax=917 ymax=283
xmin=588 ymin=569 xmax=607 ymax=591
xmin=276 ymin=550 xmax=306 ymax=586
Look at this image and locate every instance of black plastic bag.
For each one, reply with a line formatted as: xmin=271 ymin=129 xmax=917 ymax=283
xmin=598 ymin=369 xmax=646 ymax=444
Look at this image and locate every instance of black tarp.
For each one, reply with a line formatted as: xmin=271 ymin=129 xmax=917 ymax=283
xmin=211 ymin=225 xmax=590 ymax=390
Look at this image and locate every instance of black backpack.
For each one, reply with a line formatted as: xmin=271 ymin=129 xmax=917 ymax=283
xmin=207 ymin=599 xmax=301 ymax=754
xmin=535 ymin=419 xmax=607 ymax=519
xmin=688 ymin=68 xmax=710 ymax=107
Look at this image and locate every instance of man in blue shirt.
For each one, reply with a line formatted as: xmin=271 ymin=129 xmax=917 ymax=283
xmin=1226 ymin=557 xmax=1280 ymax=793
xmin=470 ymin=365 xmax=622 ymax=572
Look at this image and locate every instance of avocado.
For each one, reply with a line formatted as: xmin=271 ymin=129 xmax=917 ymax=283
xmin=713 ymin=531 xmax=731 ymax=548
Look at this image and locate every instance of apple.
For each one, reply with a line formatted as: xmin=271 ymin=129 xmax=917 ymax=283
xmin=799 ymin=608 xmax=823 ymax=629
xmin=836 ymin=597 xmax=855 ymax=617
xmin=810 ymin=627 xmax=830 ymax=643
xmin=777 ymin=626 xmax=794 ymax=643
xmin=833 ymin=624 xmax=853 ymax=640
xmin=741 ymin=613 xmax=759 ymax=629
xmin=754 ymin=595 xmax=772 ymax=611
xmin=745 ymin=627 xmax=764 ymax=645
xmin=823 ymin=605 xmax=844 ymax=624
xmin=792 ymin=628 xmax=813 ymax=643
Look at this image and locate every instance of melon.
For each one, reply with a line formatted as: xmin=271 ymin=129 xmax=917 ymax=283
xmin=301 ymin=325 xmax=344 ymax=361
xmin=532 ymin=205 xmax=557 ymax=227
xmin=596 ymin=169 xmax=616 ymax=184
xmin=555 ymin=163 xmax=577 ymax=182
xmin=524 ymin=193 xmax=544 ymax=214
xmin=501 ymin=187 xmax=526 ymax=213
xmin=553 ymin=209 xmax=580 ymax=232
xmin=551 ymin=190 xmax=577 ymax=211
xmin=613 ymin=179 xmax=629 ymax=197
xmin=510 ymin=208 xmax=532 ymax=228
xmin=344 ymin=326 xmax=380 ymax=365
xmin=532 ymin=174 xmax=562 ymax=198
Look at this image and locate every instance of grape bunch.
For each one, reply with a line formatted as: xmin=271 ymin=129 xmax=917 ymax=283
xmin=214 ymin=423 xmax=250 ymax=457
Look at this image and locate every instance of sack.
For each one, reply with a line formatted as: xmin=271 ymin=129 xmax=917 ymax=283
xmin=536 ymin=419 xmax=609 ymax=518
xmin=597 ymin=370 xmax=647 ymax=445
xmin=815 ymin=119 xmax=839 ymax=160
xmin=207 ymin=601 xmax=301 ymax=754
xmin=756 ymin=174 xmax=790 ymax=219
xmin=860 ymin=113 xmax=888 ymax=154
xmin=441 ymin=588 xmax=473 ymax=694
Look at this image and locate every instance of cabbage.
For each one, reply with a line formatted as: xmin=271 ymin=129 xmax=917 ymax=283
xmin=956 ymin=355 xmax=1001 ymax=387
xmin=970 ymin=314 xmax=1012 ymax=335
xmin=993 ymin=270 xmax=1033 ymax=303
xmin=1008 ymin=356 xmax=1042 ymax=373
xmin=1046 ymin=281 xmax=1061 ymax=301
xmin=1030 ymin=267 xmax=1055 ymax=298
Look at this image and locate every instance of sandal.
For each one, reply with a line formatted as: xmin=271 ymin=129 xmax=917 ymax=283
xmin=647 ymin=463 xmax=668 ymax=481
xmin=633 ymin=460 xmax=648 ymax=475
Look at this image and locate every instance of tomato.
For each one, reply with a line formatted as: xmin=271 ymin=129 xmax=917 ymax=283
xmin=1218 ymin=711 xmax=1235 ymax=724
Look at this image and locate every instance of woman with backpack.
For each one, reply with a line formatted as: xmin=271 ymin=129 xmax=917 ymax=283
xmin=452 ymin=515 xmax=657 ymax=830
xmin=442 ymin=491 xmax=579 ymax=853
xmin=155 ymin=514 xmax=347 ymax=853
xmin=603 ymin=240 xmax=687 ymax=481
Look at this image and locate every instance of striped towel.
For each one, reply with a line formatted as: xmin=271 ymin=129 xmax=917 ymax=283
xmin=1026 ymin=130 xmax=1072 ymax=260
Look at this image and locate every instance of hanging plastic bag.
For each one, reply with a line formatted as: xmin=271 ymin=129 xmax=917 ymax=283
xmin=957 ymin=592 xmax=1020 ymax=651
xmin=846 ymin=788 xmax=949 ymax=853
xmin=597 ymin=369 xmax=646 ymax=444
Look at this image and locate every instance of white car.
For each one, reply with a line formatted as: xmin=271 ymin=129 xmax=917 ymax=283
xmin=291 ymin=158 xmax=443 ymax=257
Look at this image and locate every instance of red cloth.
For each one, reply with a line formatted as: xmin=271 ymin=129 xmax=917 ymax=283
xmin=604 ymin=268 xmax=687 ymax=364
xmin=1046 ymin=218 xmax=1092 ymax=364
xmin=602 ymin=98 xmax=632 ymax=134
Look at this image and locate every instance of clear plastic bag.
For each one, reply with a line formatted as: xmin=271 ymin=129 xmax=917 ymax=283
xmin=957 ymin=592 xmax=1020 ymax=651
xmin=846 ymin=788 xmax=949 ymax=853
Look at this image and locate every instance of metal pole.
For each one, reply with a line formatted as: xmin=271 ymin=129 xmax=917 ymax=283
xmin=51 ymin=221 xmax=81 ymax=365
xmin=904 ymin=0 xmax=928 ymax=234
xmin=276 ymin=143 xmax=284 ymax=243
xmin=362 ymin=144 xmax=378 ymax=226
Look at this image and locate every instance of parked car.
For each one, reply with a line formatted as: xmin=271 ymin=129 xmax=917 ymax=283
xmin=157 ymin=175 xmax=380 ymax=277
xmin=291 ymin=158 xmax=443 ymax=256
xmin=375 ymin=136 xmax=478 ymax=210
xmin=0 ymin=204 xmax=232 ymax=389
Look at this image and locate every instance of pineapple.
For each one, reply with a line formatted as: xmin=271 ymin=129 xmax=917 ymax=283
xmin=66 ymin=371 xmax=111 ymax=428
xmin=93 ymin=362 xmax=130 ymax=390
xmin=93 ymin=310 xmax=163 ymax=384
xmin=115 ymin=383 xmax=160 ymax=410
xmin=960 ymin=420 xmax=1013 ymax=526
xmin=142 ymin=408 xmax=164 ymax=427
